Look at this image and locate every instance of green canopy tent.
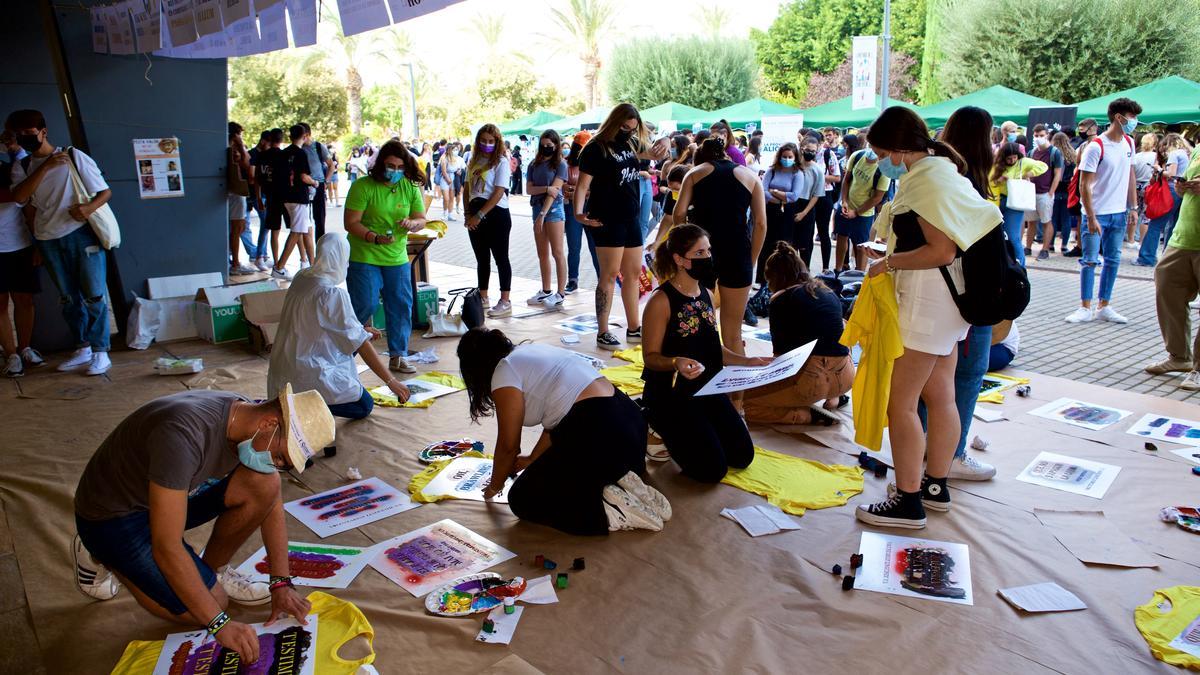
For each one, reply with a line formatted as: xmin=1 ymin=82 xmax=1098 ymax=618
xmin=700 ymin=98 xmax=802 ymax=128
xmin=918 ymin=85 xmax=1057 ymax=128
xmin=531 ymin=106 xmax=612 ymax=135
xmin=1074 ymin=76 xmax=1200 ymax=125
xmin=497 ymin=111 xmax=565 ymax=138
xmin=638 ymin=101 xmax=712 ymax=130
xmin=802 ymin=95 xmax=920 ymax=129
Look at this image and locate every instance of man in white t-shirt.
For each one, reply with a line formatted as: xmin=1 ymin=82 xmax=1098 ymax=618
xmin=1064 ymin=97 xmax=1141 ymax=325
xmin=7 ymin=109 xmax=114 ymax=375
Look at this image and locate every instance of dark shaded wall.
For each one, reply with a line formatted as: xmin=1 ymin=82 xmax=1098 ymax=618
xmin=2 ymin=0 xmax=228 ymax=352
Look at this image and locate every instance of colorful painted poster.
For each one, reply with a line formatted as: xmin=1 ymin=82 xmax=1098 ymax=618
xmin=555 ymin=313 xmax=599 ymax=334
xmin=284 ymin=477 xmax=420 ymax=538
xmin=152 ymin=615 xmax=317 ymax=675
xmin=368 ymin=519 xmax=517 ymax=597
xmin=133 ymin=138 xmax=184 ymax=199
xmin=371 ymin=377 xmax=459 ymax=406
xmin=853 ymin=532 xmax=973 ymax=606
xmin=419 ymin=455 xmax=513 ymax=504
xmin=1027 ymin=397 xmax=1132 ymax=431
xmin=1126 ymin=413 xmax=1200 ymax=448
xmin=234 ymin=542 xmax=374 ymax=589
xmin=1015 ymin=451 xmax=1121 ymax=499
xmin=695 ymin=341 xmax=816 ymax=396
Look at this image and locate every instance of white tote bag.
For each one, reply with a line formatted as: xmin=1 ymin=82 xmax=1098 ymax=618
xmin=422 ymin=300 xmax=467 ymax=338
xmin=66 ymin=147 xmax=121 ymax=250
xmin=1005 ymin=178 xmax=1036 ymax=212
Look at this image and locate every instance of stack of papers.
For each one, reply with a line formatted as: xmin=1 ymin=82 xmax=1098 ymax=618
xmin=720 ymin=504 xmax=802 ymax=537
xmin=998 ymin=582 xmax=1087 ymax=613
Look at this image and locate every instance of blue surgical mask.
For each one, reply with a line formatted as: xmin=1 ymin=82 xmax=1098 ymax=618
xmin=1121 ymin=116 xmax=1138 ymax=134
xmin=864 ymin=148 xmax=878 ymax=161
xmin=780 ymin=158 xmax=795 ymax=168
xmin=562 ymin=147 xmax=571 ymax=158
xmin=385 ymin=168 xmax=403 ymax=184
xmin=877 ymin=154 xmax=908 ymax=180
xmin=237 ymin=428 xmax=277 ymax=474
xmin=1006 ymin=133 xmax=1018 ymax=143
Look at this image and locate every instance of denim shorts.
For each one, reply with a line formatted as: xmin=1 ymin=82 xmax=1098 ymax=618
xmin=533 ymin=199 xmax=566 ymax=223
xmin=75 ymin=474 xmax=232 ymax=615
xmin=833 ymin=213 xmax=874 ymax=245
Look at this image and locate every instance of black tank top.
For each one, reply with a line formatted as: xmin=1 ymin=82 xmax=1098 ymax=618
xmin=642 ymin=282 xmax=724 ymax=399
xmin=689 ymin=160 xmax=752 ymax=250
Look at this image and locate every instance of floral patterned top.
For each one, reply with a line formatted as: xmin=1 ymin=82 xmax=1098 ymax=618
xmin=642 ymin=281 xmax=723 ymax=399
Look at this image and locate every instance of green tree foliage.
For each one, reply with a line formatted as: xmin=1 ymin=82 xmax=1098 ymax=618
xmin=606 ymin=37 xmax=758 ymax=111
xmin=752 ymin=0 xmax=925 ymax=101
xmin=229 ymin=54 xmax=348 ymax=139
xmin=936 ymin=0 xmax=1200 ymax=104
xmin=362 ymin=84 xmax=410 ymax=132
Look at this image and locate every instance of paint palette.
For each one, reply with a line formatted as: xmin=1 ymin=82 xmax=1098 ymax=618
xmin=420 ymin=439 xmax=485 ymax=464
xmin=1160 ymin=506 xmax=1200 ymax=534
xmin=425 ymin=573 xmax=527 ymax=616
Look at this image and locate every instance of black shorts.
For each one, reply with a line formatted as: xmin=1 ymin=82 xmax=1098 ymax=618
xmin=591 ymin=220 xmax=643 ymax=249
xmin=0 ymin=246 xmax=41 ymax=294
xmin=712 ymin=244 xmax=752 ymax=289
xmin=264 ymin=198 xmax=288 ymax=231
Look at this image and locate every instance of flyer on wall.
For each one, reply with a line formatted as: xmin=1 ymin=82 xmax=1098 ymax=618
xmin=369 ymin=519 xmax=517 ymax=597
xmin=1015 ymin=451 xmax=1121 ymax=499
xmin=853 ymin=532 xmax=973 ymax=606
xmin=152 ymin=615 xmax=317 ymax=675
xmin=233 ymin=541 xmax=375 ymax=589
xmin=694 ymin=340 xmax=816 ymax=396
xmin=132 ymin=137 xmax=184 ymax=199
xmin=284 ymin=477 xmax=420 ymax=538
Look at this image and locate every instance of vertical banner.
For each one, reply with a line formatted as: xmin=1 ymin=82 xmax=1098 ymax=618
xmin=257 ymin=2 xmax=289 ymax=52
xmin=132 ymin=0 xmax=163 ymax=53
xmin=91 ymin=7 xmax=109 ymax=53
xmin=759 ymin=114 xmax=805 ymax=167
xmin=851 ymin=35 xmax=878 ymax=111
xmin=337 ymin=0 xmax=391 ymax=37
xmin=228 ymin=14 xmax=262 ymax=55
xmin=105 ymin=4 xmax=137 ymax=55
xmin=285 ymin=0 xmax=317 ymax=47
xmin=164 ymin=0 xmax=199 ymax=47
xmin=192 ymin=0 xmax=224 ymax=36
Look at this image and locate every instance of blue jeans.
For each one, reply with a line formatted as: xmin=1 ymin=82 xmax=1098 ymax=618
xmin=989 ymin=344 xmax=1015 ymax=371
xmin=243 ymin=195 xmax=268 ymax=259
xmin=327 ymin=386 xmax=374 ymax=420
xmin=918 ymin=325 xmax=992 ymax=459
xmin=347 ymin=261 xmax=413 ymax=357
xmin=564 ymin=208 xmax=598 ymax=282
xmin=638 ymin=177 xmax=654 ymax=240
xmin=1140 ymin=185 xmax=1179 ymax=265
xmin=999 ymin=195 xmax=1027 ymax=266
xmin=1080 ymin=212 xmax=1125 ymax=302
xmin=1163 ymin=182 xmax=1184 ymax=246
xmin=1050 ymin=193 xmax=1074 ymax=250
xmin=38 ymin=226 xmax=111 ymax=351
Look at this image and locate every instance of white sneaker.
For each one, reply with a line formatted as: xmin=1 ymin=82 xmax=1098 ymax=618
xmin=85 ymin=352 xmax=111 ymax=376
xmin=389 ymin=356 xmax=417 ymax=374
xmin=487 ymin=300 xmax=512 ymax=318
xmin=21 ymin=347 xmax=45 ymax=367
xmin=3 ymin=353 xmax=24 ymax=378
xmin=1181 ymin=371 xmax=1200 ymax=392
xmin=947 ymin=454 xmax=996 ymax=481
xmin=57 ymin=346 xmax=93 ymax=371
xmin=229 ymin=263 xmax=257 ymax=276
xmin=1190 ymin=298 xmax=1200 ymax=310
xmin=617 ymin=471 xmax=672 ymax=521
xmin=646 ymin=428 xmax=670 ymax=462
xmin=254 ymin=258 xmax=272 ymax=272
xmin=602 ymin=485 xmax=663 ymax=532
xmin=1064 ymin=307 xmax=1095 ymax=323
xmin=73 ymin=535 xmax=120 ymax=601
xmin=271 ymin=267 xmax=293 ymax=280
xmin=541 ymin=292 xmax=565 ymax=311
xmin=1097 ymin=306 xmax=1128 ymax=324
xmin=527 ymin=290 xmax=553 ymax=306
xmin=217 ymin=566 xmax=271 ymax=605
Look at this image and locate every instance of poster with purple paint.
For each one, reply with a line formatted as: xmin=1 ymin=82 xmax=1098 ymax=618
xmin=233 ymin=542 xmax=374 ymax=589
xmin=152 ymin=615 xmax=317 ymax=675
xmin=1126 ymin=413 xmax=1200 ymax=448
xmin=368 ymin=519 xmax=516 ymax=597
xmin=284 ymin=477 xmax=420 ymax=538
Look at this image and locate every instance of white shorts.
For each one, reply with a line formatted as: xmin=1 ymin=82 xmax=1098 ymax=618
xmin=227 ymin=192 xmax=246 ymax=221
xmin=1035 ymin=192 xmax=1054 ymax=223
xmin=285 ymin=202 xmax=311 ymax=233
xmin=893 ymin=263 xmax=970 ymax=356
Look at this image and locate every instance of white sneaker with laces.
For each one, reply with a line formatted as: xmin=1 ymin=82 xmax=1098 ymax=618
xmin=21 ymin=347 xmax=45 ymax=367
xmin=541 ymin=292 xmax=565 ymax=311
xmin=271 ymin=267 xmax=293 ymax=280
xmin=85 ymin=352 xmax=112 ymax=376
xmin=1064 ymin=307 xmax=1095 ymax=323
xmin=389 ymin=356 xmax=417 ymax=374
xmin=602 ymin=485 xmax=663 ymax=532
xmin=254 ymin=258 xmax=272 ymax=272
xmin=57 ymin=346 xmax=93 ymax=371
xmin=947 ymin=454 xmax=996 ymax=481
xmin=217 ymin=566 xmax=271 ymax=605
xmin=3 ymin=353 xmax=24 ymax=378
xmin=229 ymin=263 xmax=258 ymax=276
xmin=1181 ymin=371 xmax=1200 ymax=392
xmin=1097 ymin=305 xmax=1128 ymax=324
xmin=527 ymin=290 xmax=553 ymax=306
xmin=73 ymin=535 xmax=120 ymax=601
xmin=487 ymin=300 xmax=512 ymax=318
xmin=617 ymin=471 xmax=672 ymax=521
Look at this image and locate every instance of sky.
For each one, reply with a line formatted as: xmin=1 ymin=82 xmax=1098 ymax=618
xmin=355 ymin=0 xmax=789 ymax=99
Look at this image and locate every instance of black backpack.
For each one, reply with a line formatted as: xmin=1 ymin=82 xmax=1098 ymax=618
xmin=938 ymin=225 xmax=1030 ymax=326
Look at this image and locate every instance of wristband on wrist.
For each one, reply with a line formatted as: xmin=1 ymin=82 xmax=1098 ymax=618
xmin=207 ymin=610 xmax=231 ymax=636
xmin=268 ymin=575 xmax=295 ymax=590
xmin=885 ymin=256 xmax=897 ymax=273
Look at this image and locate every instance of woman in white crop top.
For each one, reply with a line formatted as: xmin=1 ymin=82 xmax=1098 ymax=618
xmin=457 ymin=328 xmax=672 ymax=535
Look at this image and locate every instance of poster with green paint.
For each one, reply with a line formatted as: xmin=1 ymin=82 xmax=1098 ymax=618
xmin=234 ymin=542 xmax=375 ymax=589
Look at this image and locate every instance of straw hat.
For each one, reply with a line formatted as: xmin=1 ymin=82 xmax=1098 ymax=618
xmin=278 ymin=383 xmax=335 ymax=473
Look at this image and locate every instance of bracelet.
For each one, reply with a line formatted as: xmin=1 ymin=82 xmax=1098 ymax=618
xmin=884 ymin=256 xmax=897 ymax=274
xmin=268 ymin=575 xmax=295 ymax=590
xmin=207 ymin=610 xmax=231 ymax=636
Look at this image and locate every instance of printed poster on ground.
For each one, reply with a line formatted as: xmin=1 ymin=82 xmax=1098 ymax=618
xmin=152 ymin=615 xmax=317 ymax=675
xmin=369 ymin=519 xmax=517 ymax=597
xmin=853 ymin=531 xmax=973 ymax=605
xmin=420 ymin=455 xmax=513 ymax=503
xmin=851 ymin=36 xmax=878 ymax=111
xmin=234 ymin=541 xmax=375 ymax=589
xmin=1027 ymin=397 xmax=1132 ymax=431
xmin=133 ymin=138 xmax=185 ymax=199
xmin=1015 ymin=451 xmax=1121 ymax=499
xmin=284 ymin=476 xmax=420 ymax=538
xmin=1126 ymin=413 xmax=1200 ymax=448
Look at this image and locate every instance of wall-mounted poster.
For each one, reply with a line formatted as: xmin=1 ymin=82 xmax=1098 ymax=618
xmin=133 ymin=138 xmax=184 ymax=199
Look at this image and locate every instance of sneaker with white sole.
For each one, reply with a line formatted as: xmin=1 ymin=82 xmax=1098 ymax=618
xmin=73 ymin=535 xmax=120 ymax=601
xmin=947 ymin=454 xmax=996 ymax=481
xmin=487 ymin=300 xmax=512 ymax=318
xmin=254 ymin=258 xmax=272 ymax=272
xmin=85 ymin=352 xmax=111 ymax=376
xmin=596 ymin=332 xmax=621 ymax=351
xmin=57 ymin=346 xmax=93 ymax=371
xmin=855 ymin=490 xmax=926 ymax=529
xmin=617 ymin=471 xmax=672 ymax=522
xmin=3 ymin=353 xmax=24 ymax=378
xmin=625 ymin=328 xmax=642 ymax=344
xmin=217 ymin=566 xmax=271 ymax=605
xmin=1096 ymin=305 xmax=1128 ymax=324
xmin=564 ymin=280 xmax=579 ymax=295
xmin=646 ymin=428 xmax=669 ymax=462
xmin=602 ymin=485 xmax=663 ymax=532
xmin=271 ymin=267 xmax=293 ymax=281
xmin=1181 ymin=371 xmax=1200 ymax=392
xmin=1064 ymin=307 xmax=1095 ymax=323
xmin=389 ymin=356 xmax=417 ymax=374
xmin=229 ymin=263 xmax=258 ymax=276
xmin=886 ymin=475 xmax=952 ymax=512
xmin=1146 ymin=358 xmax=1193 ymax=375
xmin=21 ymin=347 xmax=45 ymax=368
xmin=541 ymin=292 xmax=565 ymax=311
xmin=527 ymin=290 xmax=553 ymax=306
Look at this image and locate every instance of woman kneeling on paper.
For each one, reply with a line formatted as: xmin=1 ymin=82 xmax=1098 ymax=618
xmin=268 ymin=233 xmax=410 ymax=426
xmin=457 ymin=328 xmax=671 ymax=534
xmin=640 ymin=224 xmax=770 ymax=483
xmin=743 ymin=241 xmax=854 ymax=425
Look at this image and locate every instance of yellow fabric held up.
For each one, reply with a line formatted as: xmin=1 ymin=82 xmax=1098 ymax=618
xmin=1134 ymin=585 xmax=1200 ymax=669
xmin=977 ymin=371 xmax=1030 ymax=404
xmin=839 ymin=273 xmax=904 ymax=451
xmin=721 ymin=446 xmax=864 ymax=516
xmin=406 ymin=451 xmax=488 ymax=503
xmin=110 ymin=591 xmax=376 ymax=674
xmin=371 ymin=371 xmax=465 ymax=409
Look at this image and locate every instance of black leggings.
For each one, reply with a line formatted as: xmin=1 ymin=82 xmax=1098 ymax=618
xmin=794 ymin=208 xmax=817 ymax=271
xmin=644 ymin=391 xmax=754 ymax=483
xmin=312 ymin=183 xmax=327 ymax=240
xmin=468 ymin=206 xmax=512 ymax=292
xmin=757 ymin=201 xmax=798 ymax=283
xmin=813 ymin=193 xmax=834 ymax=271
xmin=507 ymin=391 xmax=647 ymax=535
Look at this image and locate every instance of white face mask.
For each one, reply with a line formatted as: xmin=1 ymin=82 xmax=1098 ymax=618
xmin=1035 ymin=136 xmax=1049 ymax=148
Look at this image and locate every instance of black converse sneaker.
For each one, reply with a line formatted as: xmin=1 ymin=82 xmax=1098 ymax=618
xmin=887 ymin=475 xmax=951 ymax=513
xmin=856 ymin=490 xmax=927 ymax=529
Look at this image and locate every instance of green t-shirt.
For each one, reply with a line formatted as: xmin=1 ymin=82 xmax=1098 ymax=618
xmin=1168 ymin=147 xmax=1200 ymax=251
xmin=845 ymin=150 xmax=891 ymax=217
xmin=345 ymin=177 xmax=424 ymax=266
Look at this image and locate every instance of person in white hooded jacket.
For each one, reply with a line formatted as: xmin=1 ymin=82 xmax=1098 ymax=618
xmin=268 ymin=233 xmax=410 ymax=421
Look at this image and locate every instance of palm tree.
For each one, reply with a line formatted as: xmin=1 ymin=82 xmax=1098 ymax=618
xmin=549 ymin=0 xmax=618 ymax=108
xmin=469 ymin=14 xmax=505 ymax=56
xmin=304 ymin=6 xmax=370 ymax=133
xmin=698 ymin=4 xmax=730 ymax=38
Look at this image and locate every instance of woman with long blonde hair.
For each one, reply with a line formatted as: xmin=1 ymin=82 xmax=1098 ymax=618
xmin=464 ymin=124 xmax=515 ymax=317
xmin=574 ymin=103 xmax=669 ymax=351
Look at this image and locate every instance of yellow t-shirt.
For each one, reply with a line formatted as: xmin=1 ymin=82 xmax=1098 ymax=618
xmin=722 ymin=446 xmax=864 ymax=515
xmin=839 ymin=273 xmax=904 ymax=451
xmin=1134 ymin=585 xmax=1200 ymax=669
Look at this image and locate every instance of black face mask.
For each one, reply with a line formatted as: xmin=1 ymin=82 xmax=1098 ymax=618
xmin=802 ymin=151 xmax=816 ymax=161
xmin=684 ymin=256 xmax=717 ymax=286
xmin=614 ymin=129 xmax=633 ymax=144
xmin=539 ymin=144 xmax=555 ymax=156
xmin=17 ymin=133 xmax=41 ymax=153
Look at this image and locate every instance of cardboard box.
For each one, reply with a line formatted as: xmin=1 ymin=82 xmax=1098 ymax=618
xmin=194 ymin=280 xmax=278 ymax=344
xmin=145 ymin=272 xmax=223 ymax=342
xmin=242 ymin=288 xmax=288 ymax=354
